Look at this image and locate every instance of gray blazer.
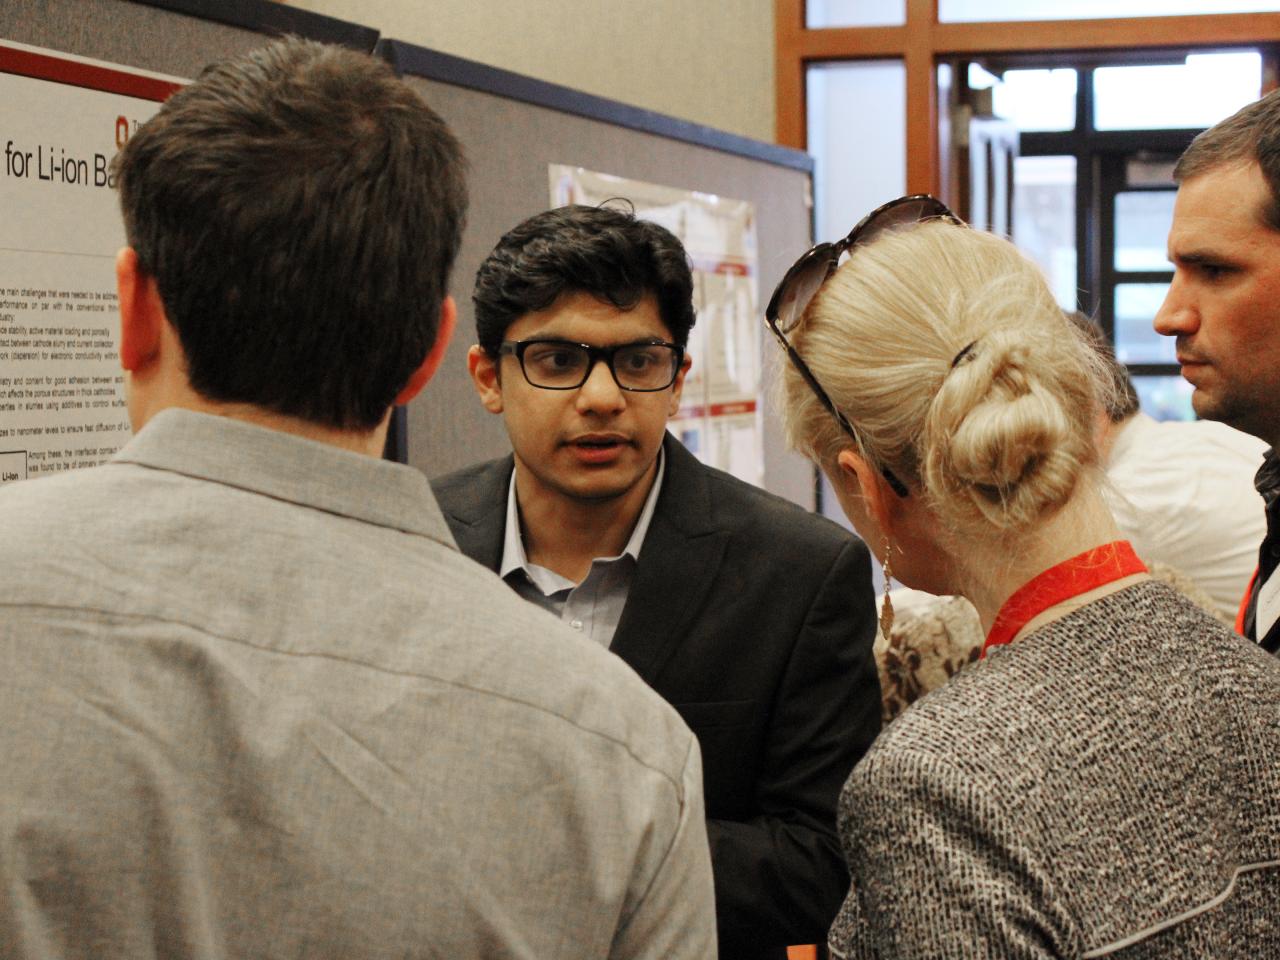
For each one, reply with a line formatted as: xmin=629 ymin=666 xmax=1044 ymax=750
xmin=433 ymin=433 xmax=881 ymax=959
xmin=0 ymin=410 xmax=718 ymax=959
xmin=831 ymin=580 xmax=1280 ymax=959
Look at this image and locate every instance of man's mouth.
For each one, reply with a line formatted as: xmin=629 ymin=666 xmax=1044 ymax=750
xmin=1175 ymin=338 xmax=1207 ymax=367
xmin=566 ymin=434 xmax=630 ymax=463
xmin=569 ymin=434 xmax=628 ymax=448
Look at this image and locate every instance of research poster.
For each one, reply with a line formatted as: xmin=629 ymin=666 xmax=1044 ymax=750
xmin=549 ymin=166 xmax=763 ymax=488
xmin=0 ymin=41 xmax=180 ymax=486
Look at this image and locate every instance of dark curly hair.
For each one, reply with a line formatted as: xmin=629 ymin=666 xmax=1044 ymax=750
xmin=472 ymin=204 xmax=695 ymax=355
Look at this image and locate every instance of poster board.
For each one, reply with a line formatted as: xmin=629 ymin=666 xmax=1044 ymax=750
xmin=381 ymin=41 xmax=818 ymax=509
xmin=0 ymin=42 xmax=178 ymax=482
xmin=0 ymin=5 xmax=816 ymax=507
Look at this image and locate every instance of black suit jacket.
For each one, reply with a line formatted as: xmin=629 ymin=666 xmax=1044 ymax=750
xmin=432 ymin=435 xmax=881 ymax=958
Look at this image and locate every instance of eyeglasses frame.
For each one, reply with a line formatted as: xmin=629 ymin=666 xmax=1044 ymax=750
xmin=496 ymin=337 xmax=685 ymax=393
xmin=764 ymin=194 xmax=962 ymax=500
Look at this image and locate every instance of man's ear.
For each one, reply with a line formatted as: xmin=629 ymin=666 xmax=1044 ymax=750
xmin=467 ymin=343 xmax=505 ymax=414
xmin=394 ymin=295 xmax=457 ymax=406
xmin=835 ymin=447 xmax=897 ymax=538
xmin=116 ymin=247 xmax=164 ymax=373
xmin=667 ymin=351 xmax=693 ymax=417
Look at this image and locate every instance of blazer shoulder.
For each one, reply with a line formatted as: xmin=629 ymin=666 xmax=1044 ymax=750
xmin=430 ymin=457 xmax=511 ymax=516
xmin=696 ymin=458 xmax=858 ymax=550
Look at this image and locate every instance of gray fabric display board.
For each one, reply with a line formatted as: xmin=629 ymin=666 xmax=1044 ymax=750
xmin=380 ymin=41 xmax=817 ymax=509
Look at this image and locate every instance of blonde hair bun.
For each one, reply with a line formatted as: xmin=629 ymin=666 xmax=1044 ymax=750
xmin=780 ymin=221 xmax=1106 ymax=537
xmin=923 ymin=326 xmax=1092 ymax=530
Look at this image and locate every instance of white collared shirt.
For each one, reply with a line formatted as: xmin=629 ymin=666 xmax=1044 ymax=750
xmin=500 ymin=450 xmax=665 ymax=647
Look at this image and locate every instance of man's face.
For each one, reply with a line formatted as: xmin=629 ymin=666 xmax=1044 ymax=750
xmin=1155 ymin=160 xmax=1280 ymax=445
xmin=469 ymin=290 xmax=690 ymax=506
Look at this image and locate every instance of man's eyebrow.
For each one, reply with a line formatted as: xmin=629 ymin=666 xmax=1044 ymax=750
xmin=1169 ymin=249 xmax=1225 ymax=266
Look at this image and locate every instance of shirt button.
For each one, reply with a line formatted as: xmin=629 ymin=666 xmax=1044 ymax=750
xmin=570 ymin=619 xmax=584 ymax=631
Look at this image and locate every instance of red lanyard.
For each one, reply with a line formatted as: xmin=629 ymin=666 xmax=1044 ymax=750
xmin=983 ymin=541 xmax=1147 ymax=654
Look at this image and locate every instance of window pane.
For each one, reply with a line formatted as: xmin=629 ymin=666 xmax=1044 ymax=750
xmin=807 ymin=0 xmax=905 ymax=27
xmin=1094 ymin=53 xmax=1261 ymax=131
xmin=1126 ymin=157 xmax=1175 ymax=188
xmin=807 ymin=60 xmax=906 ymax=533
xmin=1114 ymin=284 xmax=1175 ymax=364
xmin=1115 ymin=191 xmax=1174 ymax=272
xmin=806 ymin=61 xmax=906 ymax=244
xmin=1013 ymin=156 xmax=1077 ymax=309
xmin=990 ymin=68 xmax=1077 ymax=133
xmin=941 ymin=0 xmax=1280 ymax=21
xmin=1132 ymin=374 xmax=1196 ymax=422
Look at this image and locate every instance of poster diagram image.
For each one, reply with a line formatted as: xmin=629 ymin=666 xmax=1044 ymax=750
xmin=0 ymin=40 xmax=181 ymax=487
xmin=550 ymin=165 xmax=763 ymax=487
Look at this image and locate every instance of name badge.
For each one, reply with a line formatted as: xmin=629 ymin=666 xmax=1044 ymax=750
xmin=1256 ymin=569 xmax=1280 ymax=641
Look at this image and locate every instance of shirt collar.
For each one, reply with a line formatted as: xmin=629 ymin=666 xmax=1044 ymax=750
xmin=110 ymin=408 xmax=453 ymax=543
xmin=499 ymin=447 xmax=666 ymax=580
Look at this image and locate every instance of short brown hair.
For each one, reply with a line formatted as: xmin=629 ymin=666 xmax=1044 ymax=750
xmin=1175 ymin=87 xmax=1280 ymax=231
xmin=116 ymin=38 xmax=468 ymax=430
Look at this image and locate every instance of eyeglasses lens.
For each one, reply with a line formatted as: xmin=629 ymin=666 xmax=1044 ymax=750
xmin=773 ymin=196 xmax=954 ymax=333
xmin=522 ymin=342 xmax=589 ymax=388
xmin=774 ymin=256 xmax=832 ymax=334
xmin=856 ymin=196 xmax=947 ymax=247
xmin=612 ymin=344 xmax=678 ymax=390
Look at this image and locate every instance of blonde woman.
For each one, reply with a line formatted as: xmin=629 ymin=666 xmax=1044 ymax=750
xmin=767 ymin=196 xmax=1280 ymax=958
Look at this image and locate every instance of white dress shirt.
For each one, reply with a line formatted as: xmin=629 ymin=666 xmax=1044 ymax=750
xmin=501 ymin=451 xmax=665 ymax=647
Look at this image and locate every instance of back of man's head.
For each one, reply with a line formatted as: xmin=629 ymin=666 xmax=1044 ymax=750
xmin=1175 ymin=86 xmax=1280 ymax=230
xmin=471 ymin=204 xmax=695 ymax=355
xmin=1064 ymin=310 xmax=1140 ymax=424
xmin=115 ymin=38 xmax=468 ymax=430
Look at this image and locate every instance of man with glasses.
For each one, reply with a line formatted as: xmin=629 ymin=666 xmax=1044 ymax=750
xmin=432 ymin=204 xmax=881 ymax=959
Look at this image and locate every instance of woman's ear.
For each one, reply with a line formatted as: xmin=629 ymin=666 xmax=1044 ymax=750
xmin=835 ymin=448 xmax=896 ymax=539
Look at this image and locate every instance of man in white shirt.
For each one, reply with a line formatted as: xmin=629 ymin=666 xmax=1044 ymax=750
xmin=1074 ymin=312 xmax=1267 ymax=619
xmin=1156 ymin=88 xmax=1280 ymax=651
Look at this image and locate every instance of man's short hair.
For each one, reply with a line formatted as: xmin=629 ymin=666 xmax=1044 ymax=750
xmin=1064 ymin=310 xmax=1140 ymax=423
xmin=115 ymin=38 xmax=468 ymax=430
xmin=472 ymin=204 xmax=696 ymax=355
xmin=1175 ymin=87 xmax=1280 ymax=231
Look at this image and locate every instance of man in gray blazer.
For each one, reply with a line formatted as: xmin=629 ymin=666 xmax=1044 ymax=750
xmin=432 ymin=205 xmax=881 ymax=959
xmin=0 ymin=41 xmax=714 ymax=959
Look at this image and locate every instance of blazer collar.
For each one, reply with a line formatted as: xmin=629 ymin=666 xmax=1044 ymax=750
xmin=440 ymin=455 xmax=512 ymax=572
xmin=610 ymin=434 xmax=729 ymax=682
xmin=442 ymin=437 xmax=729 ymax=684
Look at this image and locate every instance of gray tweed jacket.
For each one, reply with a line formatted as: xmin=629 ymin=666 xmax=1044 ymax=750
xmin=831 ymin=579 xmax=1280 ymax=959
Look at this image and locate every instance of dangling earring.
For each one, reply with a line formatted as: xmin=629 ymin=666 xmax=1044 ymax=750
xmin=879 ymin=537 xmax=895 ymax=642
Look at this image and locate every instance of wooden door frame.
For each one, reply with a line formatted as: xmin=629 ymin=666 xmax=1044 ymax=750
xmin=775 ymin=1 xmax=1280 ymax=195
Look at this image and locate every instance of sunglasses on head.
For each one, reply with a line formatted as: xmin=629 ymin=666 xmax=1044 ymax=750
xmin=764 ymin=194 xmax=962 ymax=499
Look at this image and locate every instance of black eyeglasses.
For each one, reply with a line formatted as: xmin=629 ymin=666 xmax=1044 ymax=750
xmin=765 ymin=194 xmax=962 ymax=498
xmin=498 ymin=338 xmax=684 ymax=392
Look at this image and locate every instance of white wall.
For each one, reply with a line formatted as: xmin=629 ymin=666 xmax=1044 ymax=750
xmin=285 ymin=0 xmax=777 ymax=143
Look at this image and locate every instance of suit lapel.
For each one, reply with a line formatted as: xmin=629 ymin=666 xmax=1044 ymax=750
xmin=611 ymin=435 xmax=729 ymax=685
xmin=436 ymin=457 xmax=512 ymax=573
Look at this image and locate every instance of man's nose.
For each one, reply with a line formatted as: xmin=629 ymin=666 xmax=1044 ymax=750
xmin=576 ymin=358 xmax=625 ymax=413
xmin=1154 ymin=274 xmax=1196 ymax=337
